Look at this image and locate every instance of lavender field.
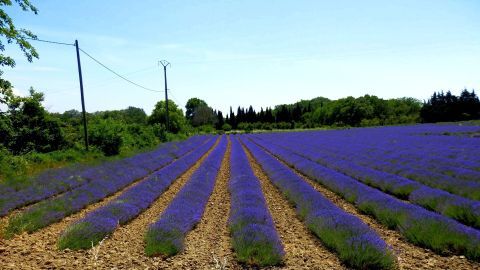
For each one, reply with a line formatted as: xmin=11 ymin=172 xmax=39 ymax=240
xmin=1 ymin=124 xmax=480 ymax=269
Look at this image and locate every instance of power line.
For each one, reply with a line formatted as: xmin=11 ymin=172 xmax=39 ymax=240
xmin=25 ymin=37 xmax=74 ymax=46
xmin=79 ymin=48 xmax=163 ymax=93
xmin=26 ymin=37 xmax=167 ymax=95
xmin=80 ymin=64 xmax=158 ymax=91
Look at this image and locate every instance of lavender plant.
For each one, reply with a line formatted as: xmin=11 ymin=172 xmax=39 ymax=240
xmin=228 ymin=137 xmax=284 ymax=266
xmin=4 ymin=136 xmax=214 ymax=238
xmin=249 ymin=136 xmax=480 ymax=261
xmin=253 ymin=126 xmax=480 ymax=200
xmin=57 ymin=136 xmax=218 ymax=249
xmin=242 ymin=138 xmax=395 ymax=270
xmin=144 ymin=136 xmax=227 ymax=256
xmin=253 ymin=134 xmax=480 ymax=228
xmin=0 ymin=136 xmax=208 ymax=217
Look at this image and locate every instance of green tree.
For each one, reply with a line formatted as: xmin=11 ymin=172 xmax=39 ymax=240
xmin=185 ymin=98 xmax=207 ymax=120
xmin=1 ymin=87 xmax=65 ymax=154
xmin=88 ymin=118 xmax=123 ymax=156
xmin=191 ymin=104 xmax=216 ymax=127
xmin=149 ymin=100 xmax=186 ymax=133
xmin=0 ymin=0 xmax=38 ymax=83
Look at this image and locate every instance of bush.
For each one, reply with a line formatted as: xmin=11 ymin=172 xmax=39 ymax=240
xmin=88 ymin=119 xmax=123 ymax=156
xmin=222 ymin=123 xmax=232 ymax=131
xmin=121 ymin=124 xmax=158 ymax=152
xmin=196 ymin=124 xmax=216 ymax=134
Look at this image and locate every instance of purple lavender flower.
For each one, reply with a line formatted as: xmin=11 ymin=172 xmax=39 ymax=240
xmin=228 ymin=137 xmax=284 ymax=266
xmin=242 ymin=137 xmax=395 ymax=269
xmin=5 ymin=136 xmax=215 ymax=239
xmin=57 ymin=136 xmax=218 ymax=249
xmin=144 ymin=136 xmax=227 ymax=256
xmin=247 ymin=133 xmax=480 ymax=261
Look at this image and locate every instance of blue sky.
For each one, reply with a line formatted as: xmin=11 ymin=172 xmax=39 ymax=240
xmin=2 ymin=0 xmax=480 ymax=115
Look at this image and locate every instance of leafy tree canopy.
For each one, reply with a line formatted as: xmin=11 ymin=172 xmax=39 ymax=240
xmin=0 ymin=87 xmax=65 ymax=154
xmin=149 ymin=100 xmax=186 ymax=133
xmin=0 ymin=0 xmax=38 ymax=79
xmin=185 ymin=97 xmax=207 ymax=120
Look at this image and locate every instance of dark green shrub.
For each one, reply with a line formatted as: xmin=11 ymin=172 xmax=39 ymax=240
xmin=88 ymin=119 xmax=123 ymax=156
xmin=222 ymin=123 xmax=232 ymax=131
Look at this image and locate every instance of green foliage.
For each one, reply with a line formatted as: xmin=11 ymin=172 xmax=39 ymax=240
xmin=400 ymin=218 xmax=479 ymax=259
xmin=231 ymin=233 xmax=284 ymax=266
xmin=88 ymin=118 xmax=123 ymax=156
xmin=0 ymin=0 xmax=38 ymax=78
xmin=221 ymin=123 xmax=232 ymax=131
xmin=195 ymin=124 xmax=216 ymax=134
xmin=413 ymin=195 xmax=480 ymax=228
xmin=421 ymin=89 xmax=480 ymax=122
xmin=357 ymin=201 xmax=406 ymax=230
xmin=144 ymin=227 xmax=183 ymax=257
xmin=237 ymin=122 xmax=253 ymax=132
xmin=185 ymin=97 xmax=218 ymax=127
xmin=121 ymin=124 xmax=158 ymax=151
xmin=92 ymin=106 xmax=148 ymax=124
xmin=5 ymin=199 xmax=68 ymax=238
xmin=0 ymin=88 xmax=66 ymax=154
xmin=185 ymin=97 xmax=207 ymax=120
xmin=357 ymin=198 xmax=480 ymax=260
xmin=149 ymin=100 xmax=186 ymax=133
xmin=191 ymin=105 xmax=216 ymax=127
xmin=312 ymin=95 xmax=421 ymax=127
xmin=307 ymin=216 xmax=396 ymax=269
xmin=225 ymin=95 xmax=420 ymax=131
xmin=58 ymin=221 xmax=107 ymax=250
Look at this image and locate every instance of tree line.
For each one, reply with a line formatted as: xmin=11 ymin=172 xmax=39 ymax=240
xmin=420 ymin=89 xmax=480 ymax=123
xmin=184 ymin=95 xmax=423 ymax=131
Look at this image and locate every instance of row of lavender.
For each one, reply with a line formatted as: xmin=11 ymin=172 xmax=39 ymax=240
xmin=247 ymin=135 xmax=480 ymax=261
xmin=144 ymin=136 xmax=227 ymax=256
xmin=251 ymin=134 xmax=480 ymax=229
xmin=240 ymin=137 xmax=395 ymax=269
xmin=4 ymin=136 xmax=215 ymax=238
xmin=58 ymin=136 xmax=219 ymax=249
xmin=262 ymin=125 xmax=480 ymax=200
xmin=0 ymin=136 xmax=208 ymax=217
xmin=228 ymin=137 xmax=284 ymax=266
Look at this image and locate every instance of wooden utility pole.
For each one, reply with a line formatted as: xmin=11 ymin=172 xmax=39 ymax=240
xmin=75 ymin=40 xmax=89 ymax=151
xmin=159 ymin=60 xmax=170 ymax=132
